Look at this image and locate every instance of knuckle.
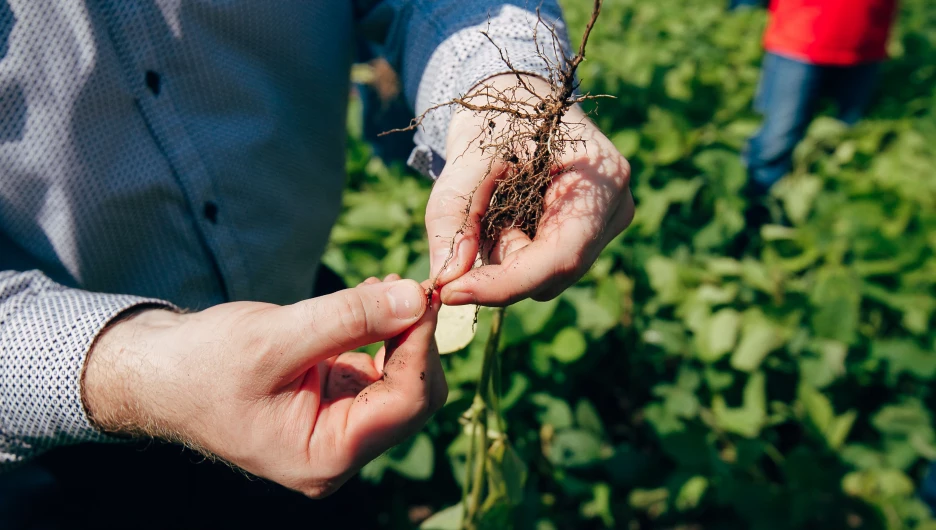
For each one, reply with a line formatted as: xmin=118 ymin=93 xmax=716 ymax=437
xmin=335 ymin=290 xmax=371 ymax=338
xmin=427 ymin=182 xmax=474 ymax=218
xmin=411 ymin=395 xmax=433 ymax=420
xmin=300 ymin=481 xmax=339 ymax=499
xmin=402 ymin=394 xmax=438 ymax=428
xmin=425 ymin=197 xmax=466 ymax=229
xmin=555 ymin=253 xmax=584 ymax=279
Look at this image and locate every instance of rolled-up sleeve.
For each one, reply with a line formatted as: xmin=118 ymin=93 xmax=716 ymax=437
xmin=377 ymin=0 xmax=570 ymax=177
xmin=0 ymin=270 xmax=174 ymax=470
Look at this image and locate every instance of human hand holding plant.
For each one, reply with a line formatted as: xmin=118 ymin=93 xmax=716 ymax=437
xmin=82 ymin=277 xmax=446 ymax=498
xmin=426 ymin=74 xmax=634 ymax=305
xmin=404 ymin=2 xmax=630 ymax=525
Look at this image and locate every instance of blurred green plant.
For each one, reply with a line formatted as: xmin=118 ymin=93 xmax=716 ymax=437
xmin=328 ymin=0 xmax=936 ymax=527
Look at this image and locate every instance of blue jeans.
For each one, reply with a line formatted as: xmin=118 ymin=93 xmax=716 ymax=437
xmin=728 ymin=0 xmax=768 ymax=9
xmin=743 ymin=53 xmax=879 ymax=191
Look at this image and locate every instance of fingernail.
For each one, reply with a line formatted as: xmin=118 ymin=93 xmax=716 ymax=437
xmin=441 ymin=287 xmax=474 ymax=306
xmin=387 ymin=281 xmax=423 ymax=320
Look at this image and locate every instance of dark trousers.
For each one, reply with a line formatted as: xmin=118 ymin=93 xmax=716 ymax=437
xmin=743 ymin=53 xmax=879 ymax=191
xmin=0 ymin=267 xmax=380 ymax=530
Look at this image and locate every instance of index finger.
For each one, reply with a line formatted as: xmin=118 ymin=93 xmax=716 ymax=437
xmin=342 ymin=287 xmax=447 ymax=465
xmin=425 ymin=142 xmax=505 ymax=287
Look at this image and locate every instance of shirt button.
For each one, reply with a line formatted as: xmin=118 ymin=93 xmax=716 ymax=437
xmin=203 ymin=201 xmax=219 ymax=224
xmin=145 ymin=70 xmax=161 ymax=96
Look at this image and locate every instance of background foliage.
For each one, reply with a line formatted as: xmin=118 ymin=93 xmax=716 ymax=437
xmin=327 ymin=0 xmax=936 ymax=527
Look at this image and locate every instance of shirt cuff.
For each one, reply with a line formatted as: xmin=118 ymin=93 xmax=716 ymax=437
xmin=409 ymin=4 xmax=570 ymax=179
xmin=0 ymin=271 xmax=176 ymax=469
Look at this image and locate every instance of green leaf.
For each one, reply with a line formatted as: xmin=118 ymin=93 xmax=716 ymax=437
xmin=420 ymin=503 xmax=464 ymax=530
xmin=873 ymin=400 xmax=934 ymax=438
xmin=807 ymin=116 xmax=849 ymax=142
xmin=704 ymin=368 xmax=734 ymax=392
xmin=774 ymin=174 xmax=823 ymax=225
xmin=653 ymin=367 xmax=702 ymax=420
xmin=871 ymin=339 xmax=936 ymax=383
xmin=387 ymin=432 xmax=434 ymax=480
xmin=697 ymin=308 xmax=740 ymax=363
xmin=799 ymin=384 xmax=834 ymax=433
xmin=863 ymin=283 xmax=936 ymax=336
xmin=634 ymin=178 xmax=704 ymax=236
xmin=446 ymin=434 xmax=471 ymax=489
xmin=611 ymin=130 xmax=641 ymax=158
xmin=646 ymin=256 xmax=684 ymax=304
xmin=799 ymin=340 xmax=847 ymax=389
xmin=645 ymin=107 xmax=688 ymax=165
xmin=644 ymin=402 xmax=685 ymax=436
xmin=581 ymin=482 xmax=615 ymax=527
xmin=405 ymin=253 xmax=431 ymax=281
xmin=629 ymin=487 xmax=669 ymax=513
xmin=840 ymin=444 xmax=886 ymax=470
xmin=712 ymin=372 xmax=766 ymax=438
xmin=360 ymin=453 xmax=391 ymax=483
xmin=548 ymin=429 xmax=605 ymax=468
xmin=643 ymin=319 xmax=689 ymax=355
xmin=342 ymin=200 xmax=409 ymax=232
xmin=741 ymin=258 xmax=776 ymax=293
xmin=547 ymin=327 xmax=588 ymax=364
xmin=487 ymin=439 xmax=527 ymax=506
xmin=500 ymin=373 xmax=530 ymax=411
xmin=575 ymin=399 xmax=606 ymax=436
xmin=562 ymin=287 xmax=618 ymax=337
xmin=664 ymin=61 xmax=695 ymax=101
xmin=502 ymin=297 xmax=560 ymax=346
xmin=382 ymin=244 xmax=409 ymax=275
xmin=871 ymin=400 xmax=936 ymax=469
xmin=675 ymin=475 xmax=709 ymax=512
xmin=810 ymin=267 xmax=861 ymax=344
xmin=827 ymin=410 xmax=858 ymax=450
xmin=730 ymin=309 xmax=786 ymax=372
xmin=706 ymin=257 xmax=743 ymax=277
xmin=531 ymin=393 xmax=574 ymax=430
xmin=529 ymin=341 xmax=553 ymax=376
xmin=693 ymin=149 xmax=746 ymax=191
xmin=842 ymin=469 xmax=915 ymax=500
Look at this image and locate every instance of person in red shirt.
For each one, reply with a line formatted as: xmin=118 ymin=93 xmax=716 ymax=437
xmin=743 ymin=0 xmax=899 ymax=194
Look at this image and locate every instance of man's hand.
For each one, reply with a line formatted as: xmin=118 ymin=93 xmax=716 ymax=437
xmin=426 ymin=74 xmax=634 ymax=306
xmin=82 ymin=277 xmax=446 ymax=498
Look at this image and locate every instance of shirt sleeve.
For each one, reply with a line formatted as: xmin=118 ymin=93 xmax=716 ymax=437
xmin=369 ymin=0 xmax=571 ymax=178
xmin=0 ymin=270 xmax=175 ymax=470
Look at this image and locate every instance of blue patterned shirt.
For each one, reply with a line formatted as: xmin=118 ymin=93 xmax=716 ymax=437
xmin=0 ymin=0 xmax=566 ymax=468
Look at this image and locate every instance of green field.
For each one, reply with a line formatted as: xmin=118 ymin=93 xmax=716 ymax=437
xmin=329 ymin=1 xmax=936 ymax=527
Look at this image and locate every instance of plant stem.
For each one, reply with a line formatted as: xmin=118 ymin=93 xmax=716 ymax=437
xmin=476 ymin=307 xmax=504 ymax=407
xmin=463 ymin=307 xmax=506 ymax=529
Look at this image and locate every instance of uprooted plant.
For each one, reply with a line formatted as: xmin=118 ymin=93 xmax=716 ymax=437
xmin=382 ymin=2 xmax=607 ymax=526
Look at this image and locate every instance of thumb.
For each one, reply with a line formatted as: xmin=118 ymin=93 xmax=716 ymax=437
xmin=274 ymin=280 xmax=427 ymax=379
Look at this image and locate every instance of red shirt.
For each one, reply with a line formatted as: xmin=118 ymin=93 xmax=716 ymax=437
xmin=764 ymin=0 xmax=899 ymax=65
